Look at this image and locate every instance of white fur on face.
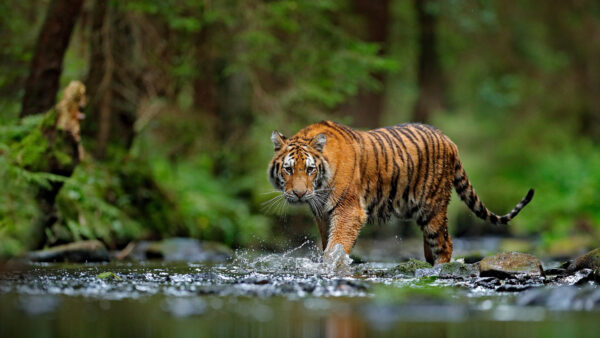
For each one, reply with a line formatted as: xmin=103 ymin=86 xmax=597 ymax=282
xmin=305 ymin=154 xmax=315 ymax=168
xmin=283 ymin=154 xmax=295 ymax=169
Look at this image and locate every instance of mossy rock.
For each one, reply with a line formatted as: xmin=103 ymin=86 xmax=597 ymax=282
xmin=393 ymin=259 xmax=432 ymax=275
xmin=479 ymin=251 xmax=543 ymax=278
xmin=567 ymin=248 xmax=600 ymax=272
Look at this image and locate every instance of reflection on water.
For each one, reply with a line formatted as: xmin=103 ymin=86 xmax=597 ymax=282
xmin=0 ymin=243 xmax=598 ymax=338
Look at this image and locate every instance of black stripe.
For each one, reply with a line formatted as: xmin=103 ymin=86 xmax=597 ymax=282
xmin=366 ymin=135 xmax=384 ymax=208
xmin=468 ymin=196 xmax=477 ymax=210
xmin=324 ymin=121 xmax=353 ymax=143
xmin=415 ymin=125 xmax=439 ymax=202
xmin=340 ymin=124 xmax=362 ymax=143
xmin=388 ymin=127 xmax=414 ymax=195
xmin=387 ymin=167 xmax=399 ymax=214
xmin=426 ymin=131 xmax=445 ymax=199
xmin=475 ymin=203 xmax=487 ymax=218
xmin=402 ymin=187 xmax=409 ymax=202
xmin=455 ymin=182 xmax=469 ymax=195
xmin=412 ymin=127 xmax=431 ymax=204
xmin=371 ymin=132 xmax=389 ymax=170
xmin=381 ymin=128 xmax=405 ymax=164
xmin=396 ymin=127 xmax=422 ymax=199
xmin=426 ymin=229 xmax=441 ymax=239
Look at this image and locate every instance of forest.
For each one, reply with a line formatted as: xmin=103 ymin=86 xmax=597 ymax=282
xmin=1 ymin=0 xmax=599 ymax=258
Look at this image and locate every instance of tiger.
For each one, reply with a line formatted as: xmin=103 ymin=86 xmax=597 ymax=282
xmin=267 ymin=120 xmax=534 ymax=265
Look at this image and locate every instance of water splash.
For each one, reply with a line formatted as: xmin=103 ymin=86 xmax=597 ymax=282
xmin=223 ymin=241 xmax=355 ymax=276
xmin=323 ymin=244 xmax=353 ymax=275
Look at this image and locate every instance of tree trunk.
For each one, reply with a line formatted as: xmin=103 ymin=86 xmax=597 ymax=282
xmin=83 ymin=1 xmax=140 ymax=159
xmin=20 ymin=0 xmax=85 ymax=118
xmin=339 ymin=0 xmax=390 ymax=129
xmin=193 ymin=28 xmax=218 ymax=115
xmin=413 ymin=0 xmax=446 ymax=123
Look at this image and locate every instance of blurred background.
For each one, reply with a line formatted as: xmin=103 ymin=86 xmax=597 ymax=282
xmin=1 ymin=0 xmax=599 ymax=258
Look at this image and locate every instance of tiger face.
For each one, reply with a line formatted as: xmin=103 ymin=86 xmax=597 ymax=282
xmin=268 ymin=131 xmax=330 ymax=204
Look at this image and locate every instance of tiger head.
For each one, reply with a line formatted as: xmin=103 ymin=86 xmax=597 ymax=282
xmin=268 ymin=131 xmax=330 ymax=204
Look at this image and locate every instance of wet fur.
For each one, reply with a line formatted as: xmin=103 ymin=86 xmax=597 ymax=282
xmin=268 ymin=121 xmax=534 ymax=265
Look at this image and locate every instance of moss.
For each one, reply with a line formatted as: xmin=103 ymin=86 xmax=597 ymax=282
xmin=393 ymin=258 xmax=432 ymax=275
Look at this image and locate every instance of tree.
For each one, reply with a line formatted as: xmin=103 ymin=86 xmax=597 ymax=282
xmin=20 ymin=0 xmax=84 ymax=118
xmin=413 ymin=0 xmax=446 ymax=123
xmin=339 ymin=0 xmax=390 ymax=129
xmin=84 ymin=0 xmax=141 ymax=159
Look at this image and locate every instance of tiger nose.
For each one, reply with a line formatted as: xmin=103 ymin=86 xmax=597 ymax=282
xmin=293 ymin=190 xmax=306 ymax=198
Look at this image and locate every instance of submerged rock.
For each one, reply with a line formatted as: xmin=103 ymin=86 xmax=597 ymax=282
xmin=415 ymin=265 xmax=442 ymax=278
xmin=141 ymin=238 xmax=233 ymax=262
xmin=439 ymin=262 xmax=479 ymax=278
xmin=27 ymin=240 xmax=109 ymax=263
xmin=567 ymin=248 xmax=600 ymax=272
xmin=479 ymin=252 xmax=543 ymax=278
xmin=355 ymin=259 xmax=432 ymax=278
xmin=517 ymin=286 xmax=600 ymax=310
xmin=557 ymin=269 xmax=595 ymax=286
xmin=412 ymin=261 xmax=479 ymax=279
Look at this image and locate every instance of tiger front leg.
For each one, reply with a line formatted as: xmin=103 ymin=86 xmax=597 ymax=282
xmin=323 ymin=200 xmax=367 ymax=258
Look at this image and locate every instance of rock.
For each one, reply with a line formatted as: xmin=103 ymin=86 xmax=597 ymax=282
xmin=479 ymin=252 xmax=543 ymax=278
xmin=415 ymin=265 xmax=442 ymax=278
xmin=496 ymin=284 xmax=532 ymax=292
xmin=567 ymin=248 xmax=600 ymax=272
xmin=142 ymin=238 xmax=233 ymax=262
xmin=27 ymin=240 xmax=109 ymax=263
xmin=517 ymin=286 xmax=600 ymax=310
xmin=544 ymin=268 xmax=567 ymax=276
xmin=393 ymin=259 xmax=432 ymax=275
xmin=463 ymin=254 xmax=484 ymax=264
xmin=473 ymin=276 xmax=501 ymax=289
xmin=438 ymin=262 xmax=479 ymax=278
xmin=557 ymin=269 xmax=594 ymax=286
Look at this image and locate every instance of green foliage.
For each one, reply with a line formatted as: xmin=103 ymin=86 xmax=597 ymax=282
xmin=54 ymin=162 xmax=147 ymax=245
xmin=515 ymin=142 xmax=600 ymax=246
xmin=147 ymin=151 xmax=270 ymax=247
xmin=0 ymin=114 xmax=61 ymax=257
xmin=2 ymin=0 xmax=600 ymax=257
xmin=0 ymin=1 xmax=47 ymax=119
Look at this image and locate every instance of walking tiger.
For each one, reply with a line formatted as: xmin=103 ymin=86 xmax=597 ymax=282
xmin=267 ymin=120 xmax=534 ymax=265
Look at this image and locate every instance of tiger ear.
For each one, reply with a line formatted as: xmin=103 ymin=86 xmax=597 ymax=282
xmin=310 ymin=134 xmax=327 ymax=152
xmin=271 ymin=130 xmax=287 ymax=151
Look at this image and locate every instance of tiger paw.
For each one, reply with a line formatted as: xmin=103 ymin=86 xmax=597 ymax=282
xmin=323 ymin=244 xmax=353 ymax=274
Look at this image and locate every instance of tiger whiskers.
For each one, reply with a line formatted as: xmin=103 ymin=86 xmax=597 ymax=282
xmin=261 ymin=194 xmax=286 ymax=215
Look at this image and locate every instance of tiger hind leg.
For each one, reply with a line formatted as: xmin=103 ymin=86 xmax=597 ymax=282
xmin=420 ymin=211 xmax=453 ymax=265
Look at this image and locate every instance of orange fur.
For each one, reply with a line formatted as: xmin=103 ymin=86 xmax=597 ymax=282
xmin=268 ymin=121 xmax=533 ymax=265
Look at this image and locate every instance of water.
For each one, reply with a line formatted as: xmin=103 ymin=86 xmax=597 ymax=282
xmin=0 ymin=242 xmax=598 ymax=338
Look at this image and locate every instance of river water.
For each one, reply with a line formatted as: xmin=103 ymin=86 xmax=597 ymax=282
xmin=0 ymin=242 xmax=598 ymax=338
